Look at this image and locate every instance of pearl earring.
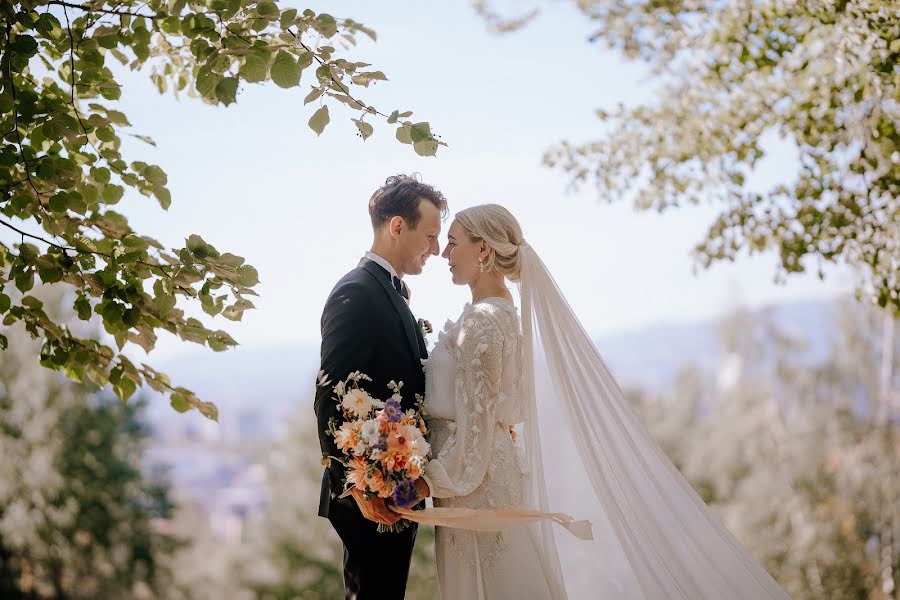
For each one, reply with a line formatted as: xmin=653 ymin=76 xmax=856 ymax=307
xmin=478 ymin=257 xmax=484 ymax=273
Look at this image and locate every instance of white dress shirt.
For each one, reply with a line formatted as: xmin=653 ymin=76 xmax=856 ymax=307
xmin=365 ymin=251 xmax=401 ymax=281
xmin=365 ymin=251 xmax=411 ymax=301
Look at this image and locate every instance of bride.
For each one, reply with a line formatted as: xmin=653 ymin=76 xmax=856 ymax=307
xmin=396 ymin=204 xmax=792 ymax=599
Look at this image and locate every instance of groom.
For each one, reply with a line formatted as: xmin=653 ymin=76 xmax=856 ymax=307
xmin=314 ymin=174 xmax=447 ymax=599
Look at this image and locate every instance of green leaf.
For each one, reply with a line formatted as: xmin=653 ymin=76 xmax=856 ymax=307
xmin=102 ymin=184 xmax=125 ymax=204
xmin=387 ymin=110 xmax=399 ymax=124
xmin=215 ymin=77 xmax=239 ymax=105
xmin=21 ymin=295 xmax=43 ymax=309
xmin=314 ymin=13 xmax=338 ymax=38
xmin=237 ymin=264 xmax=260 ymax=287
xmin=154 ymin=186 xmax=172 ymax=209
xmin=94 ymin=211 xmax=131 ymax=238
xmin=353 ymin=119 xmax=374 ymax=140
xmin=113 ymin=377 xmax=137 ymax=402
xmin=123 ymin=308 xmax=141 ymax=328
xmin=396 ymin=124 xmax=413 ymax=144
xmin=0 ymin=293 xmax=10 ymax=314
xmin=91 ymin=166 xmax=111 ymax=184
xmin=13 ymin=35 xmax=38 ymax=57
xmin=143 ymin=165 xmax=168 ymax=186
xmin=256 ymin=1 xmax=279 ymax=18
xmin=35 ymin=13 xmax=62 ymax=38
xmin=38 ymin=267 xmax=63 ymax=283
xmin=304 ymin=86 xmax=325 ymax=105
xmin=114 ymin=330 xmax=128 ymax=351
xmin=102 ymin=301 xmax=125 ymax=325
xmin=196 ymin=68 xmax=220 ymax=97
xmin=350 ymin=71 xmax=387 ymax=87
xmin=186 ymin=234 xmax=213 ymax=258
xmin=170 ymin=392 xmax=192 ymax=413
xmin=15 ymin=269 xmax=34 ymax=292
xmin=75 ymin=295 xmax=92 ymax=320
xmin=132 ymin=134 xmax=156 ymax=146
xmin=271 ymin=51 xmax=301 ymax=88
xmin=308 ymin=105 xmax=330 ymax=136
xmin=414 ymin=139 xmax=439 ymax=157
xmin=280 ymin=8 xmax=298 ymax=28
xmin=409 ymin=122 xmax=432 ymax=143
xmin=240 ymin=53 xmax=269 ymax=82
xmin=154 ymin=292 xmax=176 ymax=317
xmin=49 ymin=193 xmax=68 ymax=212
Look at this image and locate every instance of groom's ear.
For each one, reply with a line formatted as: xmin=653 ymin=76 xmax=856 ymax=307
xmin=388 ymin=215 xmax=405 ymax=239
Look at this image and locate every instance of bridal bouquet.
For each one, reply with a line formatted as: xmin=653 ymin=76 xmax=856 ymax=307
xmin=325 ymin=371 xmax=430 ymax=532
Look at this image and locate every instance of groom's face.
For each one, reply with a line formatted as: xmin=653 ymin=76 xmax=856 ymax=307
xmin=396 ymin=200 xmax=442 ymax=276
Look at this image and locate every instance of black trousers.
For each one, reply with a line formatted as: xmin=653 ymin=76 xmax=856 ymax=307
xmin=328 ymin=496 xmax=418 ymax=600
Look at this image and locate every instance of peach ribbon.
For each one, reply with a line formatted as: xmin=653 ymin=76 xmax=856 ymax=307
xmin=389 ymin=505 xmax=594 ymax=541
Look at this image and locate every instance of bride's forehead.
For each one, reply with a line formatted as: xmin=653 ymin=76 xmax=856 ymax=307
xmin=447 ymin=220 xmax=466 ymax=238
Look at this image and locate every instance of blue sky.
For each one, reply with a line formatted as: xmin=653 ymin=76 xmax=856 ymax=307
xmin=12 ymin=1 xmax=854 ymax=361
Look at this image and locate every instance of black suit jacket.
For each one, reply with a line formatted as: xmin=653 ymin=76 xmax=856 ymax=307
xmin=314 ymin=259 xmax=428 ymax=518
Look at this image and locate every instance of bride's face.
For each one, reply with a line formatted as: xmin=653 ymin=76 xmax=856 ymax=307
xmin=442 ymin=220 xmax=484 ymax=286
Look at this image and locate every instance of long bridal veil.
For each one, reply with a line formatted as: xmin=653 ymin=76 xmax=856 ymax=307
xmin=516 ymin=242 xmax=792 ymax=599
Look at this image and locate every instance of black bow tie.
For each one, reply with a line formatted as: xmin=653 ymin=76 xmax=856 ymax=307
xmin=392 ymin=276 xmax=409 ymax=300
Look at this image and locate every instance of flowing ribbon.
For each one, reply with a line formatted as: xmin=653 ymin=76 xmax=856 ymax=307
xmin=389 ymin=505 xmax=593 ymax=541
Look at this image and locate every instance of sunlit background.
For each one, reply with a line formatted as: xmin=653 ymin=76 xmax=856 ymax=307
xmin=1 ymin=1 xmax=897 ymax=599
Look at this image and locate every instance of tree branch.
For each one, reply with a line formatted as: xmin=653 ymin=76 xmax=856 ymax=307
xmin=46 ymin=1 xmax=161 ymax=19
xmin=292 ymin=32 xmax=377 ymax=116
xmin=5 ymin=26 xmax=45 ymax=200
xmin=0 ymin=217 xmax=177 ymax=279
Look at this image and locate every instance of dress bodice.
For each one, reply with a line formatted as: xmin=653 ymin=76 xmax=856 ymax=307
xmin=424 ymin=297 xmax=524 ymax=426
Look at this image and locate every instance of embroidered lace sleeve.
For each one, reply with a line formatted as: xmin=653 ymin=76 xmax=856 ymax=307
xmin=424 ymin=305 xmax=505 ymax=499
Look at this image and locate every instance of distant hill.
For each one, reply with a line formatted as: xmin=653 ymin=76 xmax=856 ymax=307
xmin=594 ymin=298 xmax=835 ymax=390
xmin=145 ymin=297 xmax=840 ymax=440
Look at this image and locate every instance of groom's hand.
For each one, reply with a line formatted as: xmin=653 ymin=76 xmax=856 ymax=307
xmin=350 ymin=488 xmax=401 ymax=525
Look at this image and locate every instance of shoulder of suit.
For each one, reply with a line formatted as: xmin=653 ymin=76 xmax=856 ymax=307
xmin=326 ymin=268 xmax=380 ymax=304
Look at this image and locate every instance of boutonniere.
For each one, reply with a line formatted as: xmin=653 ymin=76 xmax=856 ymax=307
xmin=417 ymin=318 xmax=433 ymax=339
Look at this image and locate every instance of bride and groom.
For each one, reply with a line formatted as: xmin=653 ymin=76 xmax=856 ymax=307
xmin=314 ymin=175 xmax=792 ymax=599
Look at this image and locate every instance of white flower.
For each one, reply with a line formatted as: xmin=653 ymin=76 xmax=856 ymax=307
xmin=360 ymin=419 xmax=381 ymax=446
xmin=352 ymin=440 xmax=367 ymax=456
xmin=404 ymin=424 xmax=430 ymax=457
xmin=341 ymin=388 xmax=383 ymax=419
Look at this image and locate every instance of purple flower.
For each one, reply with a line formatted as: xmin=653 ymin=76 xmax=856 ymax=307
xmin=373 ymin=436 xmax=388 ymax=452
xmin=382 ymin=397 xmax=403 ymax=423
xmin=392 ymin=478 xmax=418 ymax=508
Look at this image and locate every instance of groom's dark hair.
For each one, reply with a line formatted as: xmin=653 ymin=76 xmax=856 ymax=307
xmin=369 ymin=173 xmax=448 ymax=230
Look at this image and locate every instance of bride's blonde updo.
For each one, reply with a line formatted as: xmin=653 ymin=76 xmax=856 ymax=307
xmin=455 ymin=204 xmax=525 ymax=282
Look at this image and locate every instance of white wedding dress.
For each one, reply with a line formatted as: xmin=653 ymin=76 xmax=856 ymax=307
xmin=422 ymin=297 xmax=562 ymax=599
xmin=413 ymin=243 xmax=792 ymax=600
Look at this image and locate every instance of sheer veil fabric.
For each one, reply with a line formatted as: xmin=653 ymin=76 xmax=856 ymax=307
xmin=397 ymin=242 xmax=792 ymax=599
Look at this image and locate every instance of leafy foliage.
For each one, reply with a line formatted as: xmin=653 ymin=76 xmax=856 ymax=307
xmin=0 ymin=323 xmax=181 ymax=599
xmin=632 ymin=301 xmax=899 ymax=599
xmin=0 ymin=0 xmax=443 ymax=418
xmin=478 ymin=0 xmax=899 ymax=311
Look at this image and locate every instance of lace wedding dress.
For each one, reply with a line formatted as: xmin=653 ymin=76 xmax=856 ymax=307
xmin=421 ymin=297 xmax=564 ymax=599
xmin=405 ymin=242 xmax=791 ymax=600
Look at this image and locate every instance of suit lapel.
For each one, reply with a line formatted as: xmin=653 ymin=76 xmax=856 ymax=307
xmin=360 ymin=260 xmax=421 ymax=365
